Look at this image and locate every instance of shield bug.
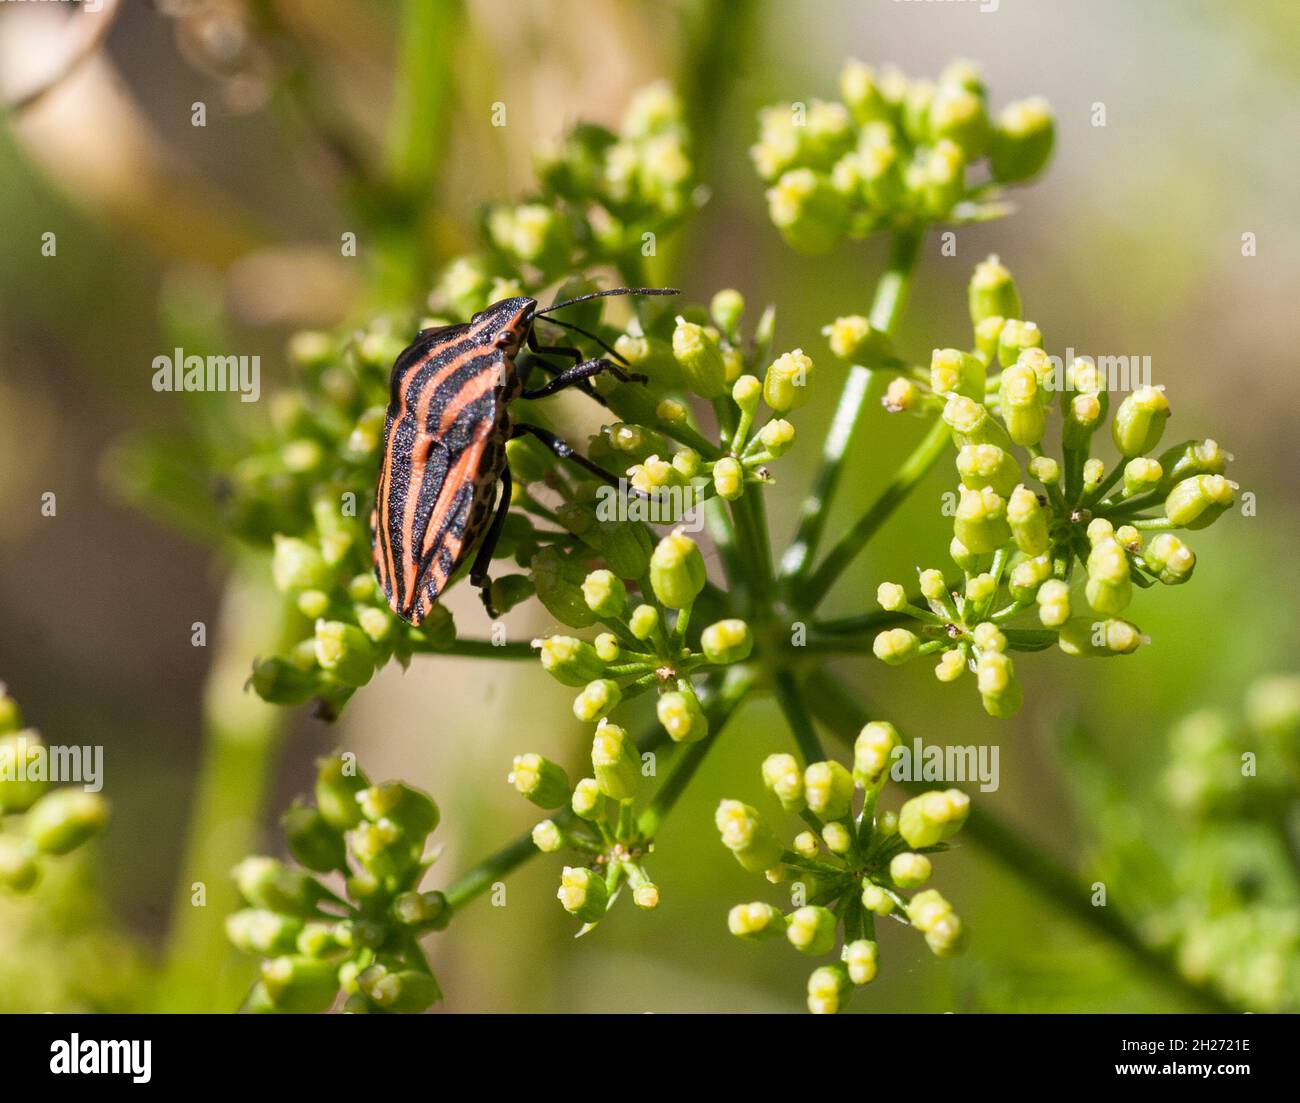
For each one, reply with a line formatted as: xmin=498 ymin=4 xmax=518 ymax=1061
xmin=372 ymin=286 xmax=678 ymax=625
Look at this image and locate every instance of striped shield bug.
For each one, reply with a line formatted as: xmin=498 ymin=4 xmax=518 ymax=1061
xmin=372 ymin=286 xmax=678 ymax=625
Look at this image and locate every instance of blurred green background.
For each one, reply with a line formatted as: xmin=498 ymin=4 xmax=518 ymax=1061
xmin=0 ymin=0 xmax=1296 ymax=1012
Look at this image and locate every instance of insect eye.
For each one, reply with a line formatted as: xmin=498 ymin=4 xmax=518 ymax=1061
xmin=495 ymin=331 xmax=516 ymax=349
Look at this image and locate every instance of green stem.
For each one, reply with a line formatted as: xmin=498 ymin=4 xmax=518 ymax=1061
xmin=156 ymin=563 xmax=293 ymax=1012
xmin=411 ymin=638 xmax=535 ymax=659
xmin=797 ymin=416 xmax=951 ymax=611
xmin=780 ymin=228 xmax=923 ymax=584
xmin=801 ymin=668 xmax=1237 ymax=1013
xmin=773 ymin=669 xmax=825 ymax=763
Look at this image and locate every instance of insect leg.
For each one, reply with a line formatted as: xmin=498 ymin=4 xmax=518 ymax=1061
xmin=511 ymin=422 xmax=627 ymax=487
xmin=522 ymin=358 xmax=647 ymax=401
xmin=525 ymin=324 xmax=583 ymax=364
xmin=469 ymin=467 xmax=513 ymax=618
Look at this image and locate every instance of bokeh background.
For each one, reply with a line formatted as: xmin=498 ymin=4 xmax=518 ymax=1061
xmin=1 ymin=0 xmax=1297 ymax=1012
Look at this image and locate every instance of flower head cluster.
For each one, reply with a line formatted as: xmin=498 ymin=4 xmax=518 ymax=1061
xmin=719 ymin=722 xmax=969 ymax=1013
xmin=509 ymin=730 xmax=661 ymax=931
xmin=443 ymin=81 xmax=697 ymax=307
xmin=752 ymin=59 xmax=1053 ymax=252
xmin=870 ymin=256 xmax=1237 ymax=717
xmin=228 ymin=753 xmax=448 ymax=1013
xmin=0 ymin=685 xmax=110 ymax=894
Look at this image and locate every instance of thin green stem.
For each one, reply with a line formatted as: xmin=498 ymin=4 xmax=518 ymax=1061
xmin=801 ymin=667 xmax=1237 ymax=1013
xmin=797 ymin=416 xmax=951 ymax=611
xmin=773 ymin=669 xmax=825 ymax=763
xmin=780 ymin=228 xmax=923 ymax=584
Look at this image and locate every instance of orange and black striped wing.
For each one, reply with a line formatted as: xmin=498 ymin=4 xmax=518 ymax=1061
xmin=373 ymin=325 xmax=507 ymax=625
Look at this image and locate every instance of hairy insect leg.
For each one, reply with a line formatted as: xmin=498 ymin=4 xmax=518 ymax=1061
xmin=522 ymin=358 xmax=647 ymax=401
xmin=469 ymin=467 xmax=513 ymax=618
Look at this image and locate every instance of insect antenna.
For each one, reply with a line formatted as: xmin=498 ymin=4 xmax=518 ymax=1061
xmin=535 ymin=315 xmax=636 ymax=366
xmin=535 ymin=286 xmax=679 ymax=316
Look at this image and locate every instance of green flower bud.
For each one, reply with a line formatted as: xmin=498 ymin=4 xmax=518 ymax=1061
xmin=973 ymin=621 xmax=1006 ymax=653
xmin=1029 ymin=455 xmax=1061 ymax=485
xmin=1007 ymin=485 xmax=1050 ymax=555
xmin=571 ymin=777 xmax=603 ymax=819
xmin=758 ymin=418 xmax=796 ymax=457
xmin=0 ymin=836 xmax=40 ymax=892
xmin=671 ymin=316 xmax=728 ymax=398
xmin=233 ymin=856 xmax=330 ymax=916
xmin=948 ymin=535 xmax=988 ymax=574
xmin=594 ymin=633 xmax=620 ymax=663
xmin=23 ymin=789 xmax=109 ymax=855
xmin=295 ymin=920 xmax=349 ymax=959
xmin=873 ymin=627 xmax=920 ymax=666
xmin=990 ymin=97 xmax=1054 ymax=183
xmin=508 ymin=753 xmax=572 ymax=809
xmin=591 ymin=720 xmax=639 ymax=801
xmin=1111 ymin=386 xmax=1170 ymax=457
xmin=968 ymin=255 xmax=1022 ymax=325
xmin=1144 ymin=532 xmax=1196 ymax=585
xmin=1123 ymin=456 xmax=1163 ymax=497
xmin=840 ymin=59 xmax=893 ymax=124
xmin=260 ymin=955 xmax=340 ymax=1013
xmin=956 ymin=443 xmax=1020 ymax=497
xmin=843 ymin=939 xmax=879 ymax=986
xmin=271 ymin=535 xmax=331 ymax=594
xmin=486 ymin=202 xmax=569 ymax=270
xmin=929 ymin=83 xmax=988 ymax=159
xmin=853 ymin=721 xmax=900 ymax=790
xmin=861 ymin=882 xmax=894 ymax=916
xmin=715 ymin=799 xmax=783 ymax=872
xmin=883 ymin=376 xmax=919 ymax=413
xmin=792 ymin=830 xmax=820 ymax=858
xmin=804 ymin=760 xmax=854 ymax=821
xmin=314 ymin=620 xmax=374 ymax=688
xmin=573 ymin=679 xmax=621 ymax=723
xmin=1085 ymin=538 xmax=1133 ymax=615
xmin=672 ymin=447 xmax=702 ymax=480
xmin=226 ymin=909 xmax=305 ymax=956
xmin=505 ymin=433 xmax=554 ymax=484
xmin=999 ymin=362 xmax=1046 ymax=447
xmin=922 ymin=139 xmax=965 ymax=218
xmin=974 ymin=315 xmax=1004 ymax=363
xmin=732 ymin=375 xmax=761 ymax=418
xmin=531 ymin=547 xmax=599 ymax=629
xmin=965 ymin=573 xmax=996 ymax=604
xmin=356 ymin=782 xmax=439 ymax=839
xmin=701 ymin=619 xmax=753 ymax=664
xmin=1155 ymin=438 xmax=1228 ymax=494
xmin=1164 ymin=474 xmax=1235 ymax=529
xmin=628 ymin=603 xmax=659 ymax=641
xmin=977 ymin=650 xmax=1022 ymax=718
xmin=1009 ymin=554 xmax=1052 ymax=601
xmin=649 ymin=529 xmax=707 ymax=609
xmin=1058 ymin=617 xmax=1144 ymax=657
xmin=899 ymin=789 xmax=970 ymax=849
xmin=0 ymin=731 xmax=48 ymax=813
xmin=538 ymin=636 xmax=607 ymax=687
xmin=728 ymin=901 xmax=787 ymax=941
xmin=821 ymin=821 xmax=852 ymax=855
xmin=248 ymin=657 xmax=318 ymax=706
xmin=930 ymin=347 xmax=985 ymax=400
xmin=314 ymin=753 xmax=369 ymax=831
xmin=890 ymin=852 xmax=932 ymax=888
xmin=531 ymin=819 xmax=564 ymax=853
xmin=786 ymin=905 xmax=838 ymax=956
xmin=1036 ymin=578 xmax=1071 ymax=627
xmin=822 ymin=315 xmax=893 ymax=363
xmin=391 ymin=890 xmax=449 ymax=930
xmin=807 ymin=962 xmax=853 ymax=1015
xmin=558 ymin=865 xmax=609 ymax=924
xmin=763 ymin=348 xmax=815 ymax=413
xmin=357 ymin=963 xmax=441 ymax=1013
xmin=935 ymin=649 xmax=966 ymax=682
xmin=657 ymin=685 xmax=709 ymax=743
xmin=996 ymin=318 xmax=1043 ymax=369
xmin=766 ymin=168 xmax=850 ymax=254
xmin=906 ymin=888 xmax=953 ymax=932
xmin=710 ymin=289 xmax=745 ymax=337
xmin=954 ymin=485 xmax=1011 ymax=554
xmin=943 ymin=395 xmax=1004 ymax=448
xmin=713 ymin=456 xmax=744 ymax=501
xmin=761 ymin=753 xmax=806 ymax=813
xmin=282 ymin=801 xmax=347 ymax=873
xmin=877 ymin=582 xmax=907 ymax=612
